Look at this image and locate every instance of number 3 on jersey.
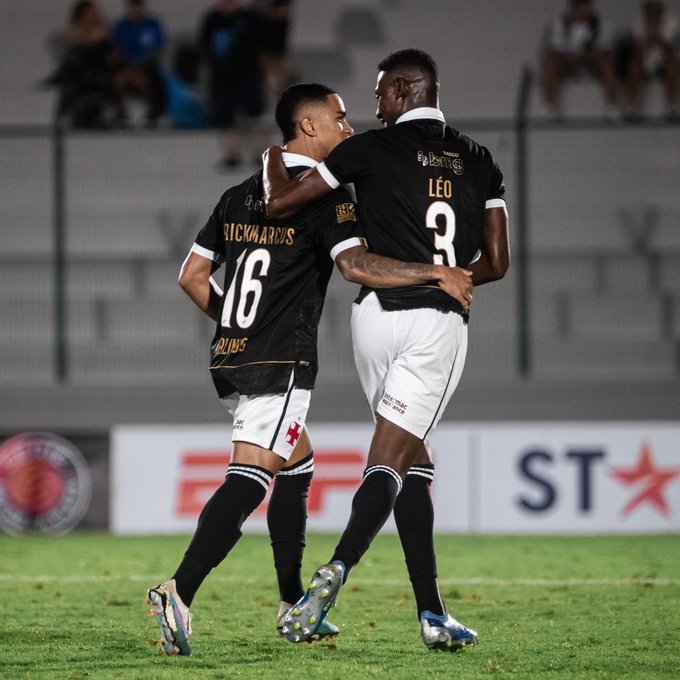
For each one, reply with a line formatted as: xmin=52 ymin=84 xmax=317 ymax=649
xmin=221 ymin=248 xmax=270 ymax=328
xmin=426 ymin=200 xmax=457 ymax=266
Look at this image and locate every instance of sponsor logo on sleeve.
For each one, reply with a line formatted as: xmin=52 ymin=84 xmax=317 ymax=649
xmin=335 ymin=203 xmax=356 ymax=223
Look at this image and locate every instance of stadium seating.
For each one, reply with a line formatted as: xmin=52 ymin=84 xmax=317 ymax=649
xmin=0 ymin=0 xmax=678 ymax=425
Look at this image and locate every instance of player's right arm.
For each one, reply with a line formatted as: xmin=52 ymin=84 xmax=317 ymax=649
xmin=263 ymin=146 xmax=332 ymax=219
xmin=178 ymin=250 xmax=223 ymax=322
xmin=468 ymin=205 xmax=510 ymax=287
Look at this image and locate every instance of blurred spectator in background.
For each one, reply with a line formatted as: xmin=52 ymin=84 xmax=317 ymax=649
xmin=112 ymin=0 xmax=166 ymax=127
xmin=64 ymin=0 xmax=111 ymax=53
xmin=626 ymin=0 xmax=679 ymax=121
xmin=162 ymin=70 xmax=210 ymax=131
xmin=541 ymin=0 xmax=620 ymax=121
xmin=256 ymin=0 xmax=294 ymax=109
xmin=199 ymin=0 xmax=267 ymax=170
xmin=48 ymin=0 xmax=122 ymax=129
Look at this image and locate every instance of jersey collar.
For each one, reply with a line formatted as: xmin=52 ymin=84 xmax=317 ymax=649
xmin=282 ymin=151 xmax=317 ymax=168
xmin=395 ymin=107 xmax=446 ymax=124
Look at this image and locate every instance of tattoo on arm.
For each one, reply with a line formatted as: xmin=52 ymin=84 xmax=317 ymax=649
xmin=349 ymin=249 xmax=434 ymax=286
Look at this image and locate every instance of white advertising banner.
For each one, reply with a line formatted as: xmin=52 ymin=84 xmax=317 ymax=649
xmin=468 ymin=423 xmax=680 ymax=533
xmin=110 ymin=422 xmax=680 ymax=535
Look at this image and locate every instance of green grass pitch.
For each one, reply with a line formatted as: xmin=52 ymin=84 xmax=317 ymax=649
xmin=2 ymin=532 xmax=679 ymax=679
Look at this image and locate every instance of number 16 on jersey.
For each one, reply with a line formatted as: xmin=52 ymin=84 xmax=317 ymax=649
xmin=221 ymin=248 xmax=271 ymax=329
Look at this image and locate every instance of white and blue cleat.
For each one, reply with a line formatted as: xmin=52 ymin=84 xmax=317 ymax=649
xmin=146 ymin=579 xmax=193 ymax=656
xmin=419 ymin=610 xmax=478 ymax=652
xmin=280 ymin=562 xmax=344 ymax=643
xmin=277 ymin=600 xmax=339 ymax=641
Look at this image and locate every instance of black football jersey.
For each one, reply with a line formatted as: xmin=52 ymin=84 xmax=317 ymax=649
xmin=319 ymin=109 xmax=505 ymax=313
xmin=193 ymin=158 xmax=363 ymax=397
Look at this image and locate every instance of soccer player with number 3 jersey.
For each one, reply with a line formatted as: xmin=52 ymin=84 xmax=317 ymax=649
xmin=263 ymin=49 xmax=510 ymax=652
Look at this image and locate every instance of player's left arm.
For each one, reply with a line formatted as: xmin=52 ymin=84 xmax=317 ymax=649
xmin=467 ymin=205 xmax=510 ymax=286
xmin=178 ymin=251 xmax=223 ymax=322
xmin=335 ymin=246 xmax=473 ymax=313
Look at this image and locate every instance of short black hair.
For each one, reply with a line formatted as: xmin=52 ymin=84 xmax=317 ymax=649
xmin=378 ymin=48 xmax=439 ymax=84
xmin=275 ymin=82 xmax=337 ymax=144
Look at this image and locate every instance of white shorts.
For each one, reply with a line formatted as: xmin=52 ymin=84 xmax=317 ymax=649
xmin=351 ymin=292 xmax=468 ymax=440
xmin=220 ymin=375 xmax=311 ymax=461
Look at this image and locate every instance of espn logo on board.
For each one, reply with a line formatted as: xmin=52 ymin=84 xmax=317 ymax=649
xmin=174 ymin=448 xmax=366 ymax=518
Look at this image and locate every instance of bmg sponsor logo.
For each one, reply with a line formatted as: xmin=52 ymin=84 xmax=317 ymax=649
xmin=0 ymin=432 xmax=92 ymax=535
xmin=417 ymin=150 xmax=463 ymax=174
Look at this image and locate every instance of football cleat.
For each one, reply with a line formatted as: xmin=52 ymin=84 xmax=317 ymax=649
xmin=146 ymin=579 xmax=193 ymax=656
xmin=419 ymin=610 xmax=478 ymax=652
xmin=280 ymin=562 xmax=344 ymax=643
xmin=277 ymin=601 xmax=339 ymax=641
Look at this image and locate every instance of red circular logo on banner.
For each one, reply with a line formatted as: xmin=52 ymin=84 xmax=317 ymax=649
xmin=0 ymin=432 xmax=92 ymax=535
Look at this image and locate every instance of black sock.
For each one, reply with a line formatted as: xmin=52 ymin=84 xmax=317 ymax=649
xmin=267 ymin=452 xmax=313 ymax=604
xmin=393 ymin=464 xmax=444 ymax=617
xmin=173 ymin=463 xmax=272 ymax=606
xmin=331 ymin=465 xmax=402 ymax=579
xmin=171 ymin=554 xmax=210 ymax=608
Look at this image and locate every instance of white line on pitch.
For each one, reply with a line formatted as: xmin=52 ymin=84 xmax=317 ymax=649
xmin=0 ymin=574 xmax=678 ymax=586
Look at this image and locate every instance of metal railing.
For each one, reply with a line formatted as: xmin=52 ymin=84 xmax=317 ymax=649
xmin=1 ymin=67 xmax=679 ymax=386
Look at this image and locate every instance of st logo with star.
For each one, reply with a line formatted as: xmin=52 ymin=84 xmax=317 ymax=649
xmin=610 ymin=443 xmax=680 ymax=516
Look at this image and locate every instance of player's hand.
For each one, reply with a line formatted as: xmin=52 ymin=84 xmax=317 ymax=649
xmin=261 ymin=145 xmax=284 ymax=166
xmin=435 ymin=266 xmax=473 ymax=313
